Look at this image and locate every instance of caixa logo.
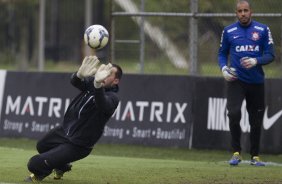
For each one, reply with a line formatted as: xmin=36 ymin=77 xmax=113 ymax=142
xmin=207 ymin=97 xmax=282 ymax=132
xmin=4 ymin=95 xmax=71 ymax=118
xmin=113 ymin=101 xmax=188 ymax=123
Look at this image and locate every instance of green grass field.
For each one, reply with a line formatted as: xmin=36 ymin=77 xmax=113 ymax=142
xmin=0 ymin=138 xmax=282 ymax=184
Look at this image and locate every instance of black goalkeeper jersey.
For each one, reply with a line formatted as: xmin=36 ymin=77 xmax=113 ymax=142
xmin=62 ymin=73 xmax=119 ymax=148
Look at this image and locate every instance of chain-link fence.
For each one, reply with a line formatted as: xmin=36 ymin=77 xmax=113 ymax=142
xmin=0 ymin=0 xmax=281 ymax=78
xmin=111 ymin=0 xmax=282 ymax=77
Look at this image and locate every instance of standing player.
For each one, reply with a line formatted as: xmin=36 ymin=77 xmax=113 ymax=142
xmin=218 ymin=0 xmax=275 ymax=166
xmin=25 ymin=56 xmax=123 ymax=182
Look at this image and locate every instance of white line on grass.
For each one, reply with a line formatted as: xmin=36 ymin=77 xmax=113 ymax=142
xmin=0 ymin=147 xmax=26 ymax=151
xmin=240 ymin=160 xmax=282 ymax=166
xmin=222 ymin=160 xmax=282 ymax=166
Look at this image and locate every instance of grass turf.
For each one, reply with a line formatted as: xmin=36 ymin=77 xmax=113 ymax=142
xmin=0 ymin=138 xmax=282 ymax=184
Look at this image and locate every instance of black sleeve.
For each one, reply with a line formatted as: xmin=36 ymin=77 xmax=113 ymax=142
xmin=95 ymin=88 xmax=119 ymax=115
xmin=70 ymin=73 xmax=95 ymax=92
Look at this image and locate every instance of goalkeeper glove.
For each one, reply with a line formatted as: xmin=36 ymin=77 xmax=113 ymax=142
xmin=77 ymin=56 xmax=100 ymax=79
xmin=222 ymin=66 xmax=237 ymax=82
xmin=240 ymin=57 xmax=257 ymax=69
xmin=94 ymin=63 xmax=113 ymax=88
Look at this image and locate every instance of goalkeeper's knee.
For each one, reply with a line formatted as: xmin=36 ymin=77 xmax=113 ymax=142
xmin=27 ymin=155 xmax=53 ymax=177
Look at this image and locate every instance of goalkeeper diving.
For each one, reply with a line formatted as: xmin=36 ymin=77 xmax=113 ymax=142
xmin=24 ymin=56 xmax=123 ymax=182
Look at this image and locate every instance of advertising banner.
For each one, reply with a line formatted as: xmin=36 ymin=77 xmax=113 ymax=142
xmin=192 ymin=77 xmax=282 ymax=153
xmin=0 ymin=72 xmax=193 ymax=148
xmin=101 ymin=74 xmax=193 ymax=147
xmin=0 ymin=71 xmax=281 ymax=152
xmin=0 ymin=71 xmax=77 ymax=139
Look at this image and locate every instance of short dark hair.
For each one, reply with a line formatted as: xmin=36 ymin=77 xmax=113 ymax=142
xmin=112 ymin=63 xmax=123 ymax=80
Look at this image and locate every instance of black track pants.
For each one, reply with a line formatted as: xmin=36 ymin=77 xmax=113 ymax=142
xmin=27 ymin=126 xmax=92 ymax=177
xmin=226 ymin=80 xmax=264 ymax=157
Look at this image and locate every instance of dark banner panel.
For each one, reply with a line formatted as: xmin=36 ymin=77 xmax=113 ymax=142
xmin=100 ymin=75 xmax=193 ymax=147
xmin=191 ymin=77 xmax=231 ymax=150
xmin=0 ymin=71 xmax=77 ymax=139
xmin=192 ymin=77 xmax=282 ymax=154
xmin=0 ymin=72 xmax=193 ymax=147
xmin=261 ymin=79 xmax=282 ymax=153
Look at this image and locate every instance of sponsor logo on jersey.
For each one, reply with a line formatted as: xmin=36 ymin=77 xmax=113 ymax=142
xmin=235 ymin=45 xmax=260 ymax=52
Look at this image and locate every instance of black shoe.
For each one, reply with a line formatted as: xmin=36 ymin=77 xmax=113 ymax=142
xmin=53 ymin=164 xmax=72 ymax=180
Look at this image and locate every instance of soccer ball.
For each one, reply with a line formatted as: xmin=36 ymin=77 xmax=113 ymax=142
xmin=84 ymin=25 xmax=109 ymax=50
